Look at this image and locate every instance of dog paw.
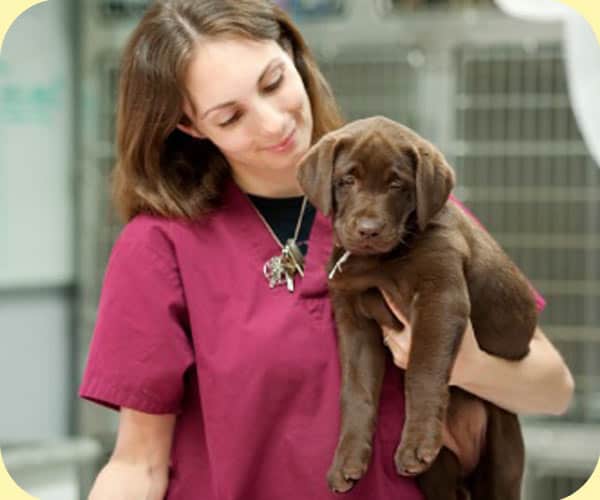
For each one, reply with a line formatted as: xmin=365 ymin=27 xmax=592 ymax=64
xmin=327 ymin=440 xmax=373 ymax=493
xmin=394 ymin=429 xmax=442 ymax=476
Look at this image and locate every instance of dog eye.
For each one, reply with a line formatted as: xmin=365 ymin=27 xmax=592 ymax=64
xmin=337 ymin=175 xmax=356 ymax=187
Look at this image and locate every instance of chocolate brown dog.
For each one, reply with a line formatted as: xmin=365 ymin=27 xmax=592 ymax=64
xmin=297 ymin=116 xmax=538 ymax=499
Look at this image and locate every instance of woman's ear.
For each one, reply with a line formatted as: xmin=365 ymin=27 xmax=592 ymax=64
xmin=176 ymin=121 xmax=206 ymax=139
xmin=177 ymin=103 xmax=206 ymax=139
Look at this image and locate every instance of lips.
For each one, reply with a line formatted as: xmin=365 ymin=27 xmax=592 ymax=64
xmin=266 ymin=128 xmax=296 ymax=151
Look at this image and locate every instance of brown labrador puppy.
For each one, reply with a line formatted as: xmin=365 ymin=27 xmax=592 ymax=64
xmin=297 ymin=116 xmax=538 ymax=499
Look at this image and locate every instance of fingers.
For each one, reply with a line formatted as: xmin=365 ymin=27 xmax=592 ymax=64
xmin=382 ymin=326 xmax=410 ymax=369
xmin=380 ymin=289 xmax=410 ymax=325
xmin=379 ymin=288 xmax=411 ymax=369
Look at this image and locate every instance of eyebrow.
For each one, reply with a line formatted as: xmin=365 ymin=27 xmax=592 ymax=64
xmin=200 ymin=58 xmax=282 ymax=119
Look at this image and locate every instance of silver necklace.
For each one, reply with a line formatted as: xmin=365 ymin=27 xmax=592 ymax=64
xmin=250 ymin=196 xmax=308 ymax=293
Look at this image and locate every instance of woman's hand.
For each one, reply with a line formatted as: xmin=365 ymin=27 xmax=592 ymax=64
xmin=380 ymin=290 xmax=575 ymax=415
xmin=381 ymin=313 xmax=479 ymax=386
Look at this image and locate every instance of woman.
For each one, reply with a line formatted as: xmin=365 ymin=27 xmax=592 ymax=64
xmin=80 ymin=1 xmax=574 ymax=499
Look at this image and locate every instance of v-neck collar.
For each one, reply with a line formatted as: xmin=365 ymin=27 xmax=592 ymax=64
xmin=222 ymin=177 xmax=332 ymax=298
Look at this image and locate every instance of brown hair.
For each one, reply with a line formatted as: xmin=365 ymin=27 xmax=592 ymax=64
xmin=112 ymin=0 xmax=344 ymax=222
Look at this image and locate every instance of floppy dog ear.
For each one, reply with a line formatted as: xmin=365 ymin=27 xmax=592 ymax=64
xmin=414 ymin=143 xmax=455 ymax=231
xmin=296 ymin=135 xmax=339 ymax=216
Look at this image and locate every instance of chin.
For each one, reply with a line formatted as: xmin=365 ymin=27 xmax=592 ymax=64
xmin=275 ymin=156 xmax=301 ymax=171
xmin=342 ymin=239 xmax=400 ymax=256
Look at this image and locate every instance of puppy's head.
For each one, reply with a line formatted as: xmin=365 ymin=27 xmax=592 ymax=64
xmin=297 ymin=116 xmax=455 ymax=255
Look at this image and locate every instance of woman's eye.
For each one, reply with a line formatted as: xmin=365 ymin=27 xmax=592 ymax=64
xmin=263 ymin=72 xmax=284 ymax=92
xmin=218 ymin=111 xmax=241 ymax=127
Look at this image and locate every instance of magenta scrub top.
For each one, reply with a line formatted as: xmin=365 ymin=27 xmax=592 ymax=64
xmin=79 ymin=177 xmax=424 ymax=500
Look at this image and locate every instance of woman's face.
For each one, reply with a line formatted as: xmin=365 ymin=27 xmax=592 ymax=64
xmin=179 ymin=37 xmax=314 ymax=191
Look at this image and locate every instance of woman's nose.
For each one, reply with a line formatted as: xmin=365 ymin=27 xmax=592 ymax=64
xmin=253 ymin=99 xmax=286 ymax=138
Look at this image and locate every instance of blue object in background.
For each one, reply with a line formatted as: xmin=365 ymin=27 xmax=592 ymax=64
xmin=274 ymin=0 xmax=344 ymax=19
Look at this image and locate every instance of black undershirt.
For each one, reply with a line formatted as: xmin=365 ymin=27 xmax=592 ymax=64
xmin=247 ymin=194 xmax=316 ymax=256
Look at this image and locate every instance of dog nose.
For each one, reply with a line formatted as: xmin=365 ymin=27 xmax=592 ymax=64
xmin=357 ymin=218 xmax=384 ymax=239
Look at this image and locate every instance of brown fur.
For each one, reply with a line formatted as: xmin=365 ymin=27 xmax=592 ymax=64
xmin=297 ymin=116 xmax=537 ymax=499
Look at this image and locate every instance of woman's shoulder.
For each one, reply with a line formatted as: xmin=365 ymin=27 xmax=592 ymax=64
xmin=112 ymin=213 xmax=182 ymax=265
xmin=118 ymin=212 xmax=173 ymax=243
xmin=113 ymin=212 xmax=213 ymax=266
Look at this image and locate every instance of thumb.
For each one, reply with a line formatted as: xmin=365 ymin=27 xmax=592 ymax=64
xmin=382 ymin=326 xmax=410 ymax=368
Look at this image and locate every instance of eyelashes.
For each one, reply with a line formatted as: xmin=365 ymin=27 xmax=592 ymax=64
xmin=263 ymin=72 xmax=284 ymax=93
xmin=218 ymin=111 xmax=241 ymax=128
xmin=217 ymin=70 xmax=285 ymax=128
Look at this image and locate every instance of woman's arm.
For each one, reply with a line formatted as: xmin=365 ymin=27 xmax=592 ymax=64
xmin=88 ymin=408 xmax=176 ymax=500
xmin=380 ymin=293 xmax=575 ymax=416
xmin=447 ymin=324 xmax=574 ymax=415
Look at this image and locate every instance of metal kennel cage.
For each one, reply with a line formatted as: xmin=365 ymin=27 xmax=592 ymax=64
xmin=76 ymin=1 xmax=600 ymax=498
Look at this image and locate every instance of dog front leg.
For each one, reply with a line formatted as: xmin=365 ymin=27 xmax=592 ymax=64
xmin=394 ymin=286 xmax=470 ymax=477
xmin=327 ymin=291 xmax=387 ymax=493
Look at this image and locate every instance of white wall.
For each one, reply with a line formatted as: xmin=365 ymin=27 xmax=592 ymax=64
xmin=0 ymin=0 xmax=74 ymax=288
xmin=0 ymin=294 xmax=71 ymax=442
xmin=0 ymin=0 xmax=74 ymax=443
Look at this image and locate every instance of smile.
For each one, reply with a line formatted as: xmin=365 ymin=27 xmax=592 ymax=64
xmin=266 ymin=128 xmax=296 ymax=152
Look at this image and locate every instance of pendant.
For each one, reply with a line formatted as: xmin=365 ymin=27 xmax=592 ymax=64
xmin=263 ymin=241 xmax=305 ymax=293
xmin=283 ymin=239 xmax=305 ymax=277
xmin=263 ymin=254 xmax=293 ymax=291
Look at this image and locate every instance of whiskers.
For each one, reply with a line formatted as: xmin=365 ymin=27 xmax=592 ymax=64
xmin=396 ymin=226 xmax=416 ymax=247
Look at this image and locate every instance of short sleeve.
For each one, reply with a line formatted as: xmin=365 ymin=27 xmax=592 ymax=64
xmin=79 ymin=218 xmax=195 ymax=414
xmin=449 ymin=195 xmax=546 ymax=313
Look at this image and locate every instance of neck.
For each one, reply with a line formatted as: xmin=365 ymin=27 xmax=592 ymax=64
xmin=231 ymin=164 xmax=303 ymax=198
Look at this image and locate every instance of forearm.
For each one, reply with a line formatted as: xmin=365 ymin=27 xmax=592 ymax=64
xmin=450 ymin=327 xmax=575 ymax=415
xmin=88 ymin=459 xmax=169 ymax=500
xmin=88 ymin=409 xmax=175 ymax=500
